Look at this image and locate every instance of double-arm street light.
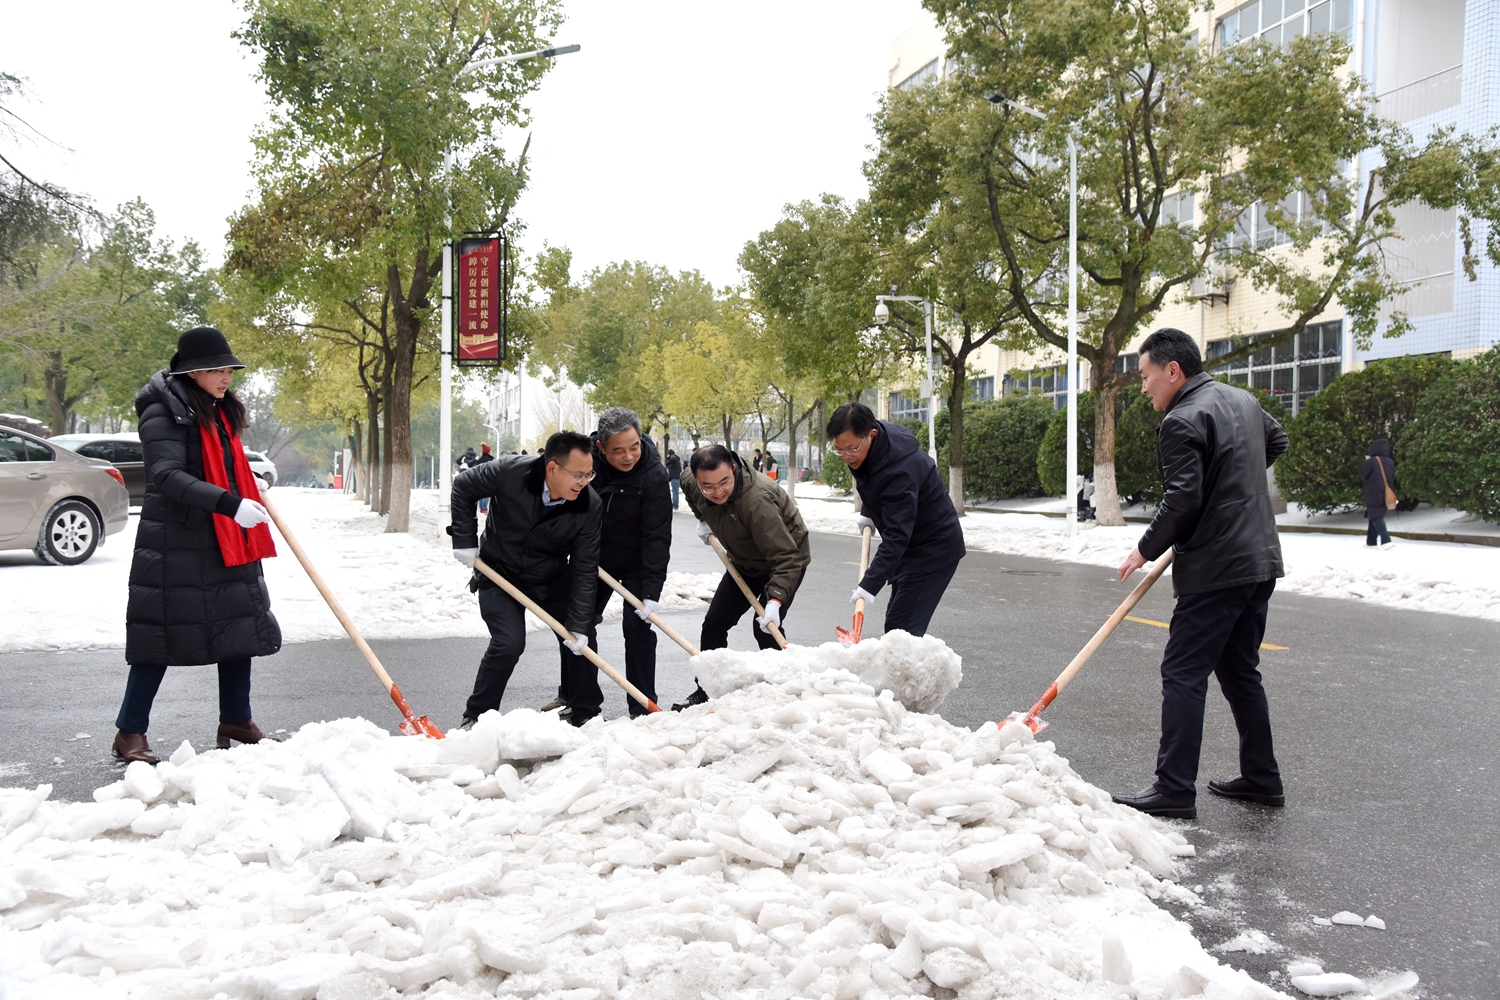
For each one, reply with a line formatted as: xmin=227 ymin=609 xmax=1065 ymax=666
xmin=438 ymin=43 xmax=580 ymax=529
xmin=873 ymin=293 xmax=937 ymax=460
xmin=987 ymin=93 xmax=1080 ymax=537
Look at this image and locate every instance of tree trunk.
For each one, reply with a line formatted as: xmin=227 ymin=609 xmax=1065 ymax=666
xmin=365 ymin=394 xmax=380 ymax=510
xmin=44 ymin=349 xmax=69 ymax=435
xmin=348 ymin=427 xmax=360 ymax=494
xmin=722 ymin=413 xmax=733 ymax=449
xmin=946 ymin=362 xmax=966 ymax=517
xmin=1093 ymin=379 xmax=1124 ymax=526
xmin=785 ymin=395 xmax=797 ymax=500
xmin=380 ymin=376 xmax=394 ymax=517
xmin=384 ymin=252 xmax=431 ymax=534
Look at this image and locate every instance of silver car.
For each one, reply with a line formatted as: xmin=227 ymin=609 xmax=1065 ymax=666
xmin=0 ymin=427 xmax=130 ymax=565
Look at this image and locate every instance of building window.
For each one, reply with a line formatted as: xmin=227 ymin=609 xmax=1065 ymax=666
xmin=1115 ymin=352 xmax=1140 ymax=374
xmin=895 ymin=59 xmax=940 ymax=91
xmin=1208 ymin=319 xmax=1342 ymax=414
xmin=888 ymin=390 xmax=928 ymax=422
xmin=1215 ymin=0 xmax=1354 ymax=49
xmin=970 ymin=376 xmax=995 ymax=401
xmin=1002 ymin=365 xmax=1070 ymax=409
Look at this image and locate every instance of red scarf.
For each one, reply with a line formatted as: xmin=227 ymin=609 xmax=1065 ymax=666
xmin=200 ymin=409 xmax=277 ymax=567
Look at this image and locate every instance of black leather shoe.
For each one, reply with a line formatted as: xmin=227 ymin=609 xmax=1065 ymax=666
xmin=1208 ymin=776 xmax=1285 ymax=807
xmin=671 ymin=685 xmax=709 ymax=712
xmin=1112 ymin=786 xmax=1197 ymax=819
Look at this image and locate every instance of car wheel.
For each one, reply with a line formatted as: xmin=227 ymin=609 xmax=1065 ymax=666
xmin=35 ymin=500 xmax=101 ymax=566
xmin=257 ymin=474 xmax=273 ymax=490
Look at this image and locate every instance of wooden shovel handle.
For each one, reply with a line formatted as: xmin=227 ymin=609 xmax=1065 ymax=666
xmin=597 ymin=567 xmax=701 ymax=657
xmin=473 ymin=557 xmax=661 ymax=712
xmin=707 ymin=535 xmax=788 ymax=649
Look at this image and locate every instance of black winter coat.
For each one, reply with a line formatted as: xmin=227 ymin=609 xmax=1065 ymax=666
xmin=1136 ymin=373 xmax=1288 ymax=596
xmin=590 ymin=433 xmax=673 ymax=602
xmin=126 ymin=371 xmax=282 ymax=666
xmin=851 ymin=421 xmax=966 ymax=594
xmin=1358 ymin=439 xmax=1397 ymax=520
xmin=450 ymin=455 xmax=602 ymax=632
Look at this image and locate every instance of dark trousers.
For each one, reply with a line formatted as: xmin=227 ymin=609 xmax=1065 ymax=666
xmin=1367 ymin=517 xmax=1391 ymax=545
xmin=883 ymin=560 xmax=961 ymax=637
xmin=469 ymin=586 xmax=596 ymax=721
xmin=701 ymin=570 xmax=795 ymax=651
xmin=582 ymin=568 xmax=658 ymax=717
xmin=1155 ymin=578 xmax=1282 ymax=799
xmin=116 ymin=658 xmax=253 ymax=733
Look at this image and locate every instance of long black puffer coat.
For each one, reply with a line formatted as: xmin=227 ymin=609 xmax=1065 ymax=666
xmin=589 ymin=432 xmax=672 ymax=602
xmin=126 ymin=371 xmax=282 ymax=666
xmin=1358 ymin=439 xmax=1398 ymax=520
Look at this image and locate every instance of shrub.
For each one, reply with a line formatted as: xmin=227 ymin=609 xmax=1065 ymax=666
xmin=938 ymin=396 xmax=1055 ymax=499
xmin=1397 ymin=346 xmax=1500 ymax=522
xmin=1277 ymin=353 xmax=1455 ymax=513
xmin=820 ymin=452 xmax=852 ymax=492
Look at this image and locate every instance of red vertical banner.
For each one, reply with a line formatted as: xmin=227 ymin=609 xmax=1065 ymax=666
xmin=457 ymin=238 xmax=501 ymax=362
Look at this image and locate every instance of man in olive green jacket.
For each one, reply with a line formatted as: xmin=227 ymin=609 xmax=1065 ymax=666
xmin=673 ymin=445 xmax=810 ymax=709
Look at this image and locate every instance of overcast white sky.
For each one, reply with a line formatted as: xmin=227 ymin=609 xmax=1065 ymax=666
xmin=1 ymin=0 xmax=926 ymax=289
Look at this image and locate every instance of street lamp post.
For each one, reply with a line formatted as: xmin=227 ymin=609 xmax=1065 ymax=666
xmin=873 ymin=294 xmax=937 ymax=460
xmin=437 ymin=43 xmax=580 ymax=532
xmin=987 ymin=94 xmax=1080 ymax=536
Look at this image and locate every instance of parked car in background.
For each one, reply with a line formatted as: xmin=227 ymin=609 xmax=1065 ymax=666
xmin=48 ymin=432 xmax=147 ymax=505
xmin=245 ymin=451 xmax=278 ymax=488
xmin=0 ymin=427 xmax=129 ymax=565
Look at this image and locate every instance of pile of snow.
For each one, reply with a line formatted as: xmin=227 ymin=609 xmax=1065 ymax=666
xmin=0 ymin=489 xmax=719 ymax=653
xmin=1285 ymin=962 xmax=1417 ymax=998
xmin=795 ymin=500 xmax=1500 ymax=623
xmin=0 ymin=636 xmax=1290 ymax=1000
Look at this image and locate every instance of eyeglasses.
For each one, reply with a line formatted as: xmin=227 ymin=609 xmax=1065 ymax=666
xmin=557 ymin=466 xmax=596 ymax=484
xmin=830 ymin=434 xmax=872 ymax=458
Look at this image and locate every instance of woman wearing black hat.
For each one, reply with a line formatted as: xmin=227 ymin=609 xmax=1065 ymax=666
xmin=113 ymin=327 xmax=284 ymax=764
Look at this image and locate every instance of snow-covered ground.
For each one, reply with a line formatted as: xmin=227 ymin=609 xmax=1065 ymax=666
xmin=0 ymin=490 xmax=718 ymax=655
xmin=0 ymin=633 xmax=1394 ymax=1000
xmin=796 ymin=492 xmax=1500 ymax=623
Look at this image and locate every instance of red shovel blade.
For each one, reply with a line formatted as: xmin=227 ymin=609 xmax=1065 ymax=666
xmin=834 ymin=610 xmax=866 ymax=647
xmin=399 ymin=715 xmax=446 ymax=739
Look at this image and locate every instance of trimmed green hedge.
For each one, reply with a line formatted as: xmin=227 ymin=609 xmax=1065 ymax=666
xmin=1277 ymin=353 xmax=1455 ymax=514
xmin=1397 ymin=346 xmax=1500 ymax=522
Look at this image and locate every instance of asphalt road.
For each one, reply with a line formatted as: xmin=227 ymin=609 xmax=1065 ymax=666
xmin=2 ymin=508 xmax=1495 ymax=997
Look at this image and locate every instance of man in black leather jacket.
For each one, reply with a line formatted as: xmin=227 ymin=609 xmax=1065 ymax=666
xmin=449 ymin=431 xmax=602 ymax=728
xmin=827 ymin=402 xmax=965 ymax=636
xmin=1113 ymin=328 xmax=1289 ymax=820
xmin=574 ymin=408 xmax=672 ymax=719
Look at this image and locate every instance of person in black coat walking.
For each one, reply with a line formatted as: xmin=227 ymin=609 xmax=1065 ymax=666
xmin=115 ymin=327 xmax=283 ymax=764
xmin=664 ymin=449 xmax=683 ymax=509
xmin=826 ymin=403 xmax=965 ymax=636
xmin=1359 ymin=439 xmax=1397 ymax=549
xmin=1114 ymin=328 xmax=1289 ymax=820
xmin=450 ymin=431 xmax=603 ymax=727
xmin=569 ymin=408 xmax=672 ymax=718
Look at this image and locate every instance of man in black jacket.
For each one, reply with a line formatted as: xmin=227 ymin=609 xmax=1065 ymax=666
xmin=1113 ymin=328 xmax=1289 ymax=819
xmin=450 ymin=430 xmax=603 ymax=728
xmin=827 ymin=402 xmax=965 ymax=636
xmin=573 ymin=408 xmax=672 ymax=719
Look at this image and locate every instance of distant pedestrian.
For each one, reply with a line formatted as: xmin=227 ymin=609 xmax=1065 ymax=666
xmin=115 ymin=327 xmax=283 ymax=764
xmin=458 ymin=447 xmax=478 ymax=472
xmin=1359 ymin=439 xmax=1397 ymax=550
xmin=1113 ymin=328 xmax=1288 ymax=820
xmin=763 ymin=450 xmax=779 ymax=481
xmin=826 ymin=402 xmax=965 ymax=637
xmin=664 ymin=448 xmax=683 ymax=508
xmin=475 ymin=444 xmax=494 ymax=512
xmin=752 ymin=448 xmax=763 ymax=472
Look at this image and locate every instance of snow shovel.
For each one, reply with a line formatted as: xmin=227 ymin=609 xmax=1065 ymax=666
xmin=597 ymin=568 xmax=701 ymax=656
xmin=1012 ymin=549 xmax=1175 ymax=734
xmin=260 ymin=495 xmax=444 ymax=739
xmin=472 ymin=557 xmax=662 ymax=713
xmin=707 ymin=535 xmax=788 ymax=649
xmin=835 ymin=525 xmax=874 ymax=646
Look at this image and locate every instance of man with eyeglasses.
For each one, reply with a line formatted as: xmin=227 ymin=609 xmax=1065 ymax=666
xmin=827 ymin=402 xmax=965 ymax=637
xmin=449 ymin=430 xmax=603 ymax=728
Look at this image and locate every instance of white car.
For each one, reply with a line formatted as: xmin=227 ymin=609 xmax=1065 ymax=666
xmin=245 ymin=451 xmax=278 ymax=488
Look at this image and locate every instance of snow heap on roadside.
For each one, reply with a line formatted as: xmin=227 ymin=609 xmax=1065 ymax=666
xmin=0 ymin=635 xmax=1286 ymax=1000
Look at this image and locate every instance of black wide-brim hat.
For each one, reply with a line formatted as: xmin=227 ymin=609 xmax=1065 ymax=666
xmin=169 ymin=326 xmax=246 ymax=374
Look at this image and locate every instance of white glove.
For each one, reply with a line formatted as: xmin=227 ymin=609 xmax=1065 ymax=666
xmin=755 ymin=599 xmax=782 ymax=632
xmin=854 ymin=514 xmax=875 ymax=532
xmin=233 ymin=499 xmax=270 ymax=529
xmin=851 ymin=586 xmax=877 ymax=607
xmin=696 ymin=519 xmax=713 ymax=546
xmin=634 ymin=598 xmax=660 ymax=622
xmin=453 ymin=547 xmax=479 ymax=568
xmin=563 ymin=634 xmax=588 ymax=656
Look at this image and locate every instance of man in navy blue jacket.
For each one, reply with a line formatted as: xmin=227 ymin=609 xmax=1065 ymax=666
xmin=827 ymin=402 xmax=965 ymax=636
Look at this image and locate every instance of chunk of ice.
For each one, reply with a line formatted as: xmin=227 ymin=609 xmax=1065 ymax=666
xmin=1290 ymin=972 xmax=1368 ymax=996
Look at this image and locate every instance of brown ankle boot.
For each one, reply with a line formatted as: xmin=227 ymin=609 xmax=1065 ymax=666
xmin=113 ymin=730 xmax=159 ymax=764
xmin=216 ymin=720 xmax=283 ymax=749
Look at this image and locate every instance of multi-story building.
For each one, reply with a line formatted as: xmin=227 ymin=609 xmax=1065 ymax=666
xmin=880 ymin=0 xmax=1496 ymax=424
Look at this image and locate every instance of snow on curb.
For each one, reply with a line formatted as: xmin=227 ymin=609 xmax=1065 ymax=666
xmin=796 ymin=496 xmax=1500 ymax=623
xmin=0 ymin=636 xmax=1285 ymax=1000
xmin=0 ymin=489 xmax=719 ymax=654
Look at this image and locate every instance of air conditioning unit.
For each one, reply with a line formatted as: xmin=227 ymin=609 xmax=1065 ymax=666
xmin=1192 ymin=259 xmax=1233 ymax=305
